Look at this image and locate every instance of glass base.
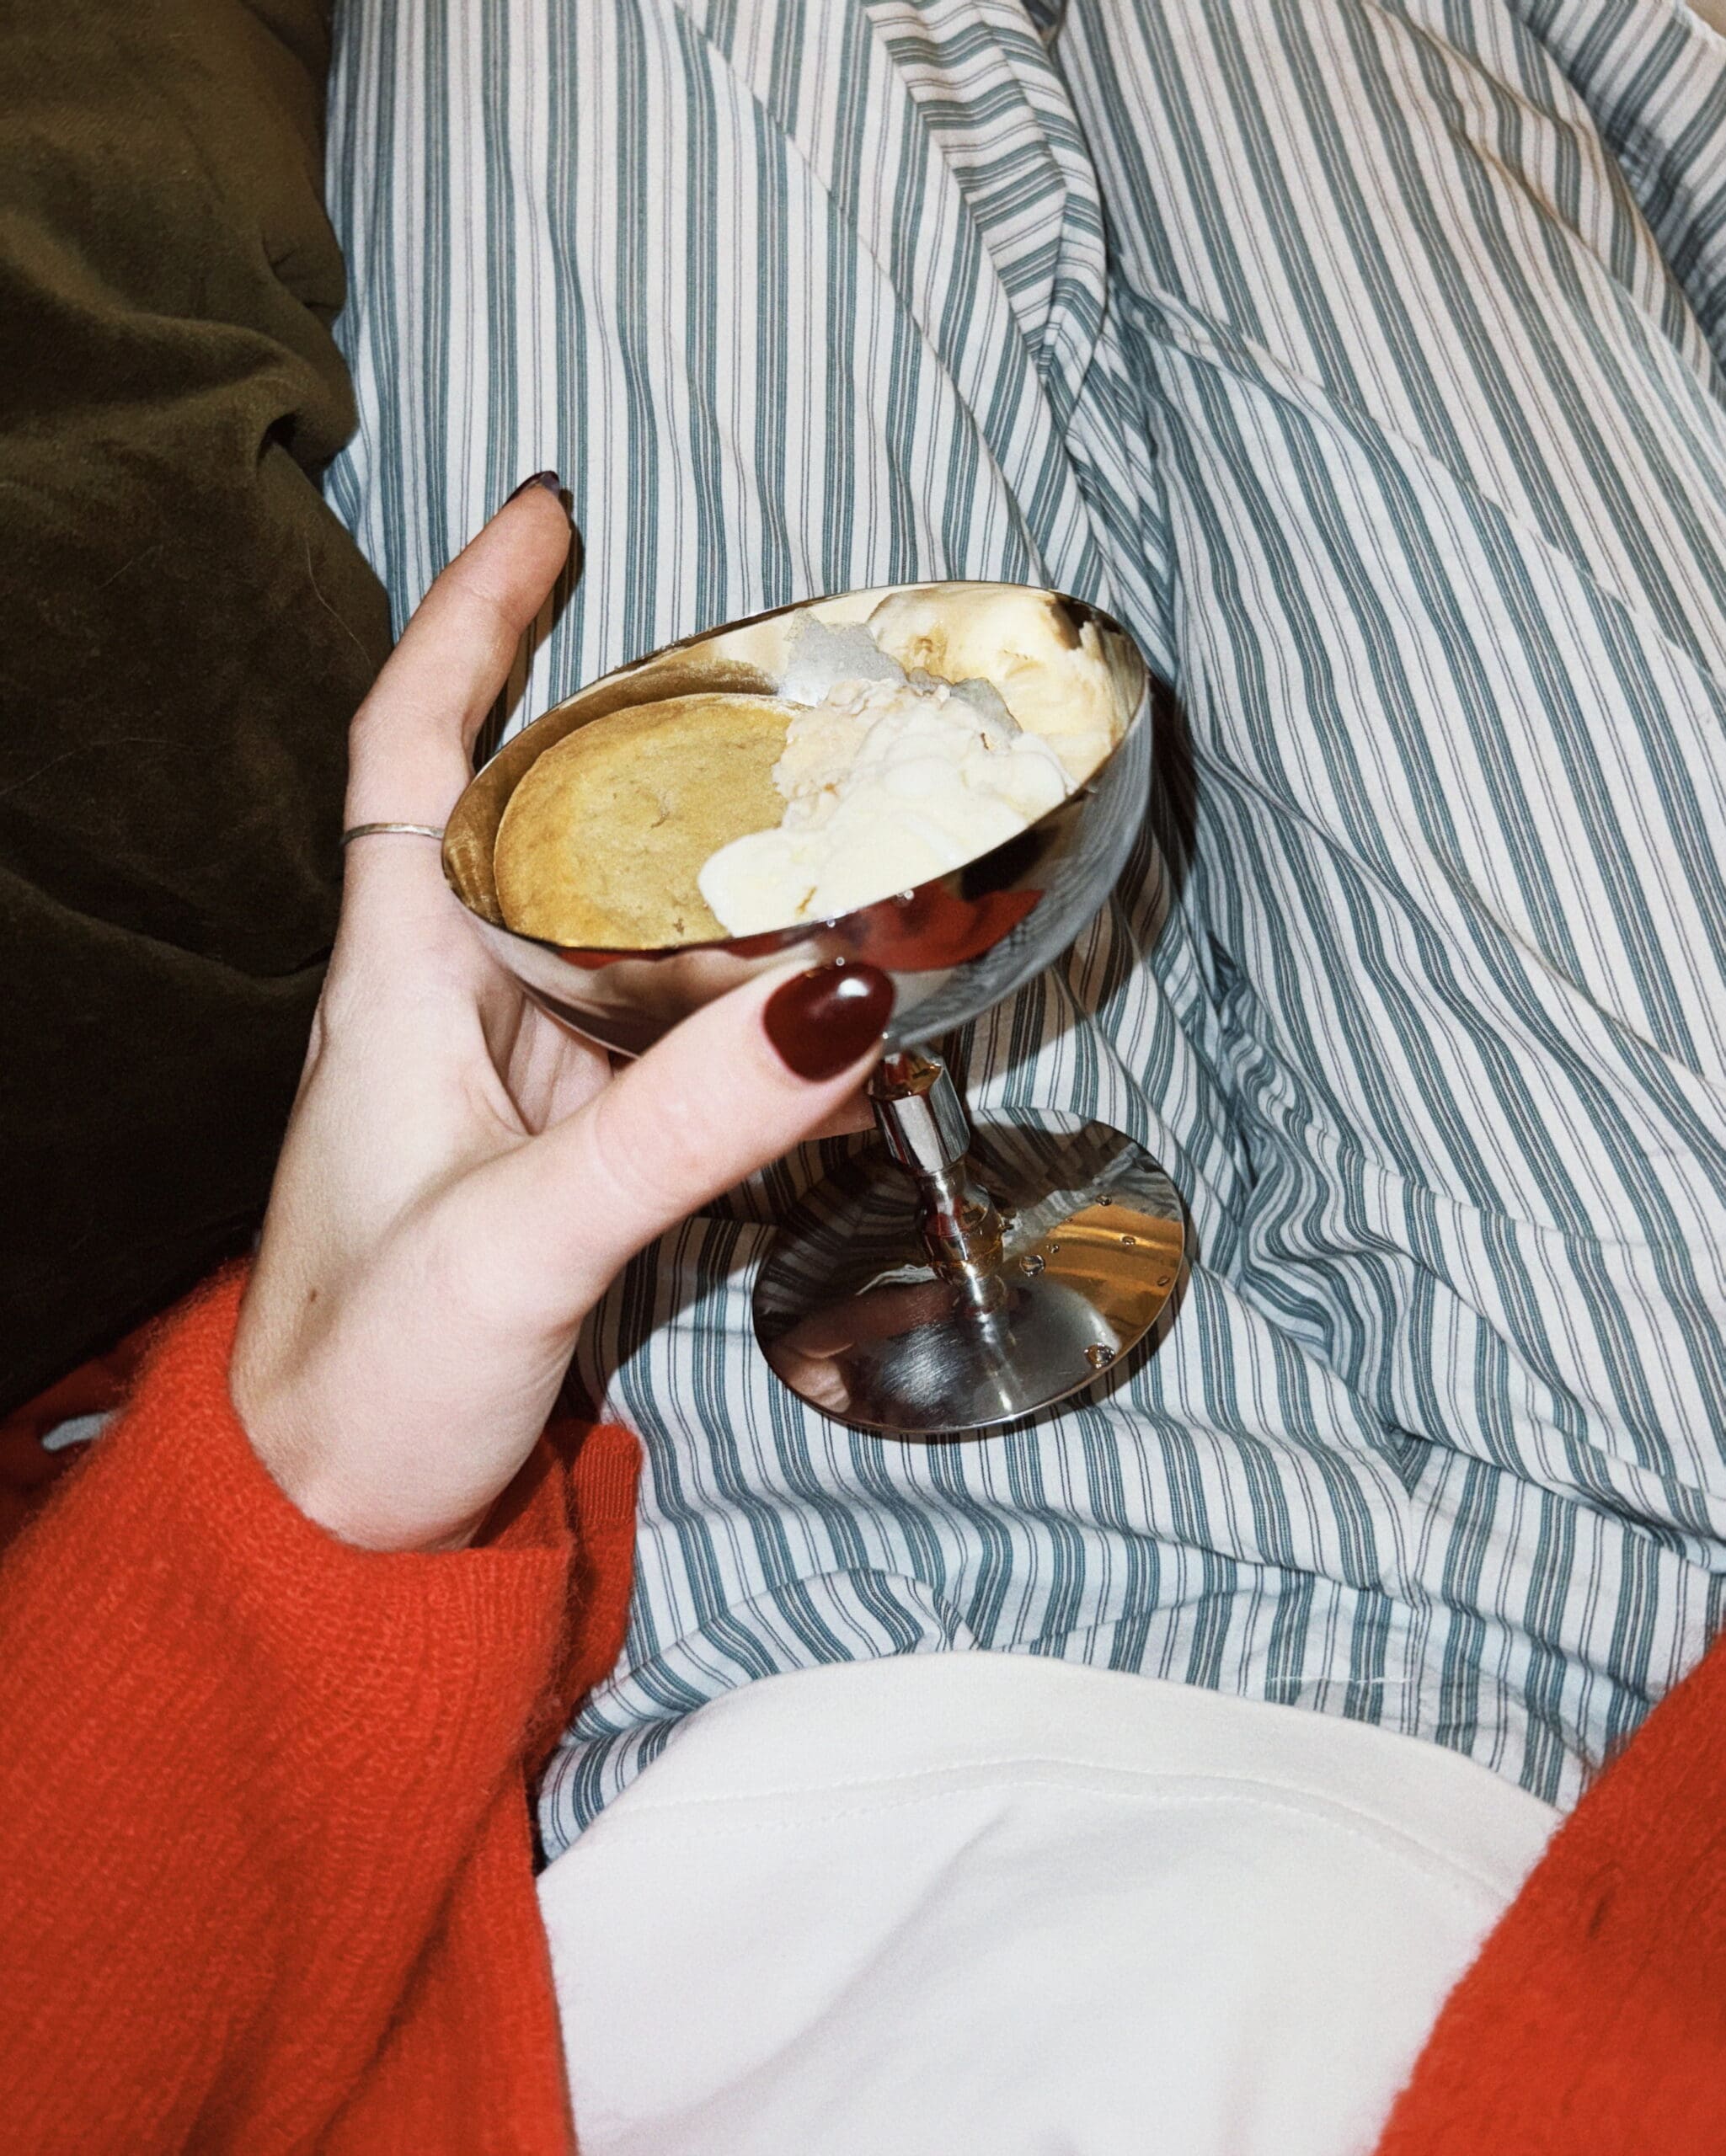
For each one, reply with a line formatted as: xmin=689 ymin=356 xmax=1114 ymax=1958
xmin=753 ymin=1118 xmax=1184 ymax=1438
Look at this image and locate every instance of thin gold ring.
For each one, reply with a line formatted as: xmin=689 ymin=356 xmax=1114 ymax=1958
xmin=340 ymin=822 xmax=446 ymax=845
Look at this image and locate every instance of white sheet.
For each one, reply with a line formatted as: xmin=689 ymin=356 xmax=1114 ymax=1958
xmin=540 ymin=1654 xmax=1556 ymax=2155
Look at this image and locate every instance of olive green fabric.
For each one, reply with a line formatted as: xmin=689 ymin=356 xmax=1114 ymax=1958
xmin=0 ymin=0 xmax=390 ymax=1408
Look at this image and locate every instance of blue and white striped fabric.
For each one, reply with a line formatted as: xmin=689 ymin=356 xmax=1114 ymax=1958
xmin=325 ymin=0 xmax=1726 ymax=1854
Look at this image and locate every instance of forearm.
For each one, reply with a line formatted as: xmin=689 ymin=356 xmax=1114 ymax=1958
xmin=0 ymin=1273 xmax=580 ymax=2153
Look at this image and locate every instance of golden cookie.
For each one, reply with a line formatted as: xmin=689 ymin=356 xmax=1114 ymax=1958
xmin=494 ymin=693 xmax=793 ymax=946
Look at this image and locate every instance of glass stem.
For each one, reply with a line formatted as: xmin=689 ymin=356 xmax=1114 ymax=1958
xmin=869 ymin=1052 xmax=1007 ymax=1310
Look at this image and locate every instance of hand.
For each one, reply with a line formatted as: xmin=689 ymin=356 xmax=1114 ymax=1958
xmin=231 ymin=483 xmax=891 ymax=1552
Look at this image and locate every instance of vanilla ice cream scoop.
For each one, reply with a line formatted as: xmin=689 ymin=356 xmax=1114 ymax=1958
xmin=698 ymin=675 xmax=1069 ymax=934
xmin=864 ymin=584 xmax=1119 ymax=784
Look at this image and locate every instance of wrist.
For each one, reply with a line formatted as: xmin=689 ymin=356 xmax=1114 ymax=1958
xmin=230 ymin=1380 xmax=487 ymax=1555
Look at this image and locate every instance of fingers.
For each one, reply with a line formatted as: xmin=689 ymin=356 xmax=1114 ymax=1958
xmin=345 ymin=477 xmax=574 ymax=830
xmin=804 ymin=1086 xmax=877 ymax=1142
xmin=331 ymin=478 xmax=573 ymax=981
xmin=477 ymin=961 xmax=895 ymax=1307
xmin=765 ymin=1280 xmax=951 ymax=1414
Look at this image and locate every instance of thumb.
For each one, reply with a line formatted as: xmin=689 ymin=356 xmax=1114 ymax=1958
xmin=475 ymin=961 xmax=895 ymax=1308
xmin=338 ymin=478 xmax=574 ymax=963
xmin=345 ymin=476 xmax=574 ymax=828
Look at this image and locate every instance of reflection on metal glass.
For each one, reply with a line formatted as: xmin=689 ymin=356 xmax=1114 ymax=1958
xmin=754 ymin=1114 xmax=1184 ymax=1438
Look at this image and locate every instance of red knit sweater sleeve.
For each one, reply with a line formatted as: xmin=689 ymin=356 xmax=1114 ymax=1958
xmin=1374 ymin=1627 xmax=1726 ymax=2155
xmin=0 ymin=1272 xmax=638 ymax=2156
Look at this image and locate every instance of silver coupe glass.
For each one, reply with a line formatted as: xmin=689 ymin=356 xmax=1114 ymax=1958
xmin=442 ymin=581 xmax=1184 ymax=1438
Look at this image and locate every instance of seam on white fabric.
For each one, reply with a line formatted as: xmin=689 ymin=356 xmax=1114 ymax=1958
xmin=558 ymin=1772 xmax=1542 ymax=1905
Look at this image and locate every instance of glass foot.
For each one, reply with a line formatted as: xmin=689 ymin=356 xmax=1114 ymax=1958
xmin=753 ymin=1118 xmax=1184 ymax=1438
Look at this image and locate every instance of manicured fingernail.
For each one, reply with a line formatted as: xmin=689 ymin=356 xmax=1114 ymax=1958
xmin=508 ymin=470 xmax=562 ymax=501
xmin=764 ymin=962 xmax=895 ymax=1081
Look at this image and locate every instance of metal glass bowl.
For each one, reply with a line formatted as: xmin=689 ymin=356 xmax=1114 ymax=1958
xmin=441 ymin=580 xmax=1184 ymax=1435
xmin=441 ymin=582 xmax=1152 ymax=1054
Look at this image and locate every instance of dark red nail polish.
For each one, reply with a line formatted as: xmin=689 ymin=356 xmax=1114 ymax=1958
xmin=508 ymin=470 xmax=562 ymax=501
xmin=764 ymin=962 xmax=895 ymax=1081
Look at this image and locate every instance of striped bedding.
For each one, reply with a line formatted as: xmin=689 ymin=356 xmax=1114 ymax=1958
xmin=324 ymin=0 xmax=1726 ymax=1853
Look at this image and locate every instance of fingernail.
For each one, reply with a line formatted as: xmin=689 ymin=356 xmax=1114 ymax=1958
xmin=508 ymin=470 xmax=562 ymax=501
xmin=764 ymin=961 xmax=895 ymax=1082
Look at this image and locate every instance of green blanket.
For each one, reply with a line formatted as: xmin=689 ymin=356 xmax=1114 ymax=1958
xmin=0 ymin=0 xmax=389 ymax=1407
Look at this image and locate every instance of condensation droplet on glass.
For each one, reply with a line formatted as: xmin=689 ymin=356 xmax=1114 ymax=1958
xmin=1086 ymin=1343 xmax=1116 ymax=1369
xmin=1120 ymin=1234 xmax=1137 ymax=1247
xmin=1019 ymin=1251 xmax=1045 ymax=1276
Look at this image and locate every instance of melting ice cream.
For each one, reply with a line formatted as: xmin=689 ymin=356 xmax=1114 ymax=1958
xmin=866 ymin=585 xmax=1118 ymax=787
xmin=697 ymin=589 xmax=1118 ymax=935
